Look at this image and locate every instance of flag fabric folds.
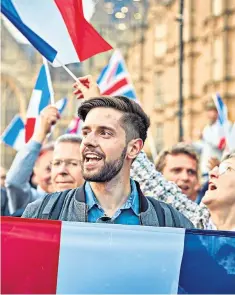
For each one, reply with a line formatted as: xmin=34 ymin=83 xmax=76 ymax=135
xmin=97 ymin=50 xmax=137 ymax=101
xmin=25 ymin=64 xmax=52 ymax=142
xmin=1 ymin=97 xmax=68 ymax=150
xmin=1 ymin=217 xmax=235 ymax=294
xmin=1 ymin=0 xmax=112 ymax=66
xmin=213 ymin=93 xmax=233 ymax=151
xmin=25 ymin=96 xmax=68 ymax=143
xmin=66 ymin=117 xmax=82 ymax=135
xmin=25 ymin=63 xmax=68 ymax=142
xmin=1 ymin=115 xmax=25 ymax=151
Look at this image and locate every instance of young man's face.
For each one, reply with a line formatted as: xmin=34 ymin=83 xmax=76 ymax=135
xmin=162 ymin=153 xmax=199 ymax=201
xmin=80 ymin=107 xmax=128 ymax=182
xmin=51 ymin=142 xmax=84 ymax=191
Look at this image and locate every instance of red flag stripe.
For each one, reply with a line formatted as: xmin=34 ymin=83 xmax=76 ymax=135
xmin=102 ymin=78 xmax=129 ymax=95
xmin=25 ymin=118 xmax=36 ymax=143
xmin=54 ymin=0 xmax=112 ymax=62
xmin=1 ymin=217 xmax=61 ymax=294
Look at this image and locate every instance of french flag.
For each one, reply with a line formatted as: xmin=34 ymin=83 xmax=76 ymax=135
xmin=1 ymin=97 xmax=68 ymax=150
xmin=1 ymin=115 xmax=25 ymax=151
xmin=97 ymin=50 xmax=137 ymax=101
xmin=25 ymin=64 xmax=52 ymax=142
xmin=213 ymin=93 xmax=232 ymax=151
xmin=1 ymin=0 xmax=112 ymax=67
xmin=1 ymin=217 xmax=235 ymax=294
xmin=66 ymin=117 xmax=82 ymax=135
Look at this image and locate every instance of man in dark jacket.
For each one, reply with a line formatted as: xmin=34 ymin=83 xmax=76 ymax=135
xmin=22 ymin=95 xmax=193 ymax=228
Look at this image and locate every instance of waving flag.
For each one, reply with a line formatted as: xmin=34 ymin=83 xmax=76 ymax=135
xmin=1 ymin=115 xmax=25 ymax=151
xmin=213 ymin=93 xmax=232 ymax=151
xmin=97 ymin=50 xmax=137 ymax=100
xmin=1 ymin=0 xmax=112 ymax=67
xmin=25 ymin=64 xmax=52 ymax=142
xmin=1 ymin=98 xmax=68 ymax=150
xmin=66 ymin=117 xmax=82 ymax=135
xmin=1 ymin=217 xmax=235 ymax=294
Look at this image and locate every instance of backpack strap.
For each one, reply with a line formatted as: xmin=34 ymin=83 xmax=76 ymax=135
xmin=146 ymin=197 xmax=165 ymax=227
xmin=167 ymin=205 xmax=181 ymax=228
xmin=37 ymin=189 xmax=71 ymax=220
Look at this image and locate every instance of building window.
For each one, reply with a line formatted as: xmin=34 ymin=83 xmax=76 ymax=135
xmin=155 ymin=123 xmax=164 ymax=153
xmin=212 ymin=0 xmax=223 ymax=16
xmin=154 ymin=22 xmax=167 ymax=58
xmin=212 ymin=37 xmax=222 ymax=81
xmin=154 ymin=72 xmax=164 ymax=107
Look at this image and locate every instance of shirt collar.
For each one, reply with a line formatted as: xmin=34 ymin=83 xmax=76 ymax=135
xmin=85 ymin=179 xmax=139 ymax=216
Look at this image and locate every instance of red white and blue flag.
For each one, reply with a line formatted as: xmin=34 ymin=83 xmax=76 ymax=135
xmin=66 ymin=117 xmax=82 ymax=135
xmin=1 ymin=115 xmax=25 ymax=151
xmin=1 ymin=217 xmax=235 ymax=294
xmin=1 ymin=97 xmax=67 ymax=150
xmin=97 ymin=50 xmax=137 ymax=101
xmin=25 ymin=64 xmax=68 ymax=142
xmin=213 ymin=93 xmax=232 ymax=151
xmin=1 ymin=0 xmax=112 ymax=66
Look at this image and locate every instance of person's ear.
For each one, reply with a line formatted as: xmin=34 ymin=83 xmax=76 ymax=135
xmin=126 ymin=139 xmax=143 ymax=161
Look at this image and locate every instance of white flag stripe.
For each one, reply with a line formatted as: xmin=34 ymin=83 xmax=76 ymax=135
xmin=57 ymin=222 xmax=185 ymax=294
xmin=12 ymin=0 xmax=79 ymax=66
xmin=26 ymin=89 xmax=42 ymax=117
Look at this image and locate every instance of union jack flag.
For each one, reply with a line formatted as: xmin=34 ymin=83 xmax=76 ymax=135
xmin=97 ymin=50 xmax=137 ymax=101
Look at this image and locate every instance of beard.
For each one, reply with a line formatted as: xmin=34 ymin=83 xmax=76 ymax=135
xmin=82 ymin=146 xmax=127 ymax=182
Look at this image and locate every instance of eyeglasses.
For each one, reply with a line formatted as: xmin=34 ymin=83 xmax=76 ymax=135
xmin=218 ymin=162 xmax=235 ymax=175
xmin=50 ymin=159 xmax=80 ymax=168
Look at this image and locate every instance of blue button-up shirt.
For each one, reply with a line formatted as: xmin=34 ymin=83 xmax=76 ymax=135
xmin=85 ymin=179 xmax=140 ymax=225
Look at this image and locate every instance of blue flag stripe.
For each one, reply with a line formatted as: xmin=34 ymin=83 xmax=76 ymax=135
xmin=179 ymin=229 xmax=235 ymax=294
xmin=97 ymin=64 xmax=108 ymax=84
xmin=1 ymin=116 xmax=24 ymax=147
xmin=1 ymin=0 xmax=57 ymax=63
xmin=36 ymin=65 xmax=51 ymax=112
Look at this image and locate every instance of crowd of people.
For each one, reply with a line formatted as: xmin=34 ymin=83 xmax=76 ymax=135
xmin=1 ymin=76 xmax=235 ymax=231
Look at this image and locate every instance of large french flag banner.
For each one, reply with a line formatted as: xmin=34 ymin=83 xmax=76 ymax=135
xmin=97 ymin=50 xmax=137 ymax=101
xmin=1 ymin=217 xmax=235 ymax=294
xmin=1 ymin=0 xmax=112 ymax=66
xmin=1 ymin=115 xmax=25 ymax=151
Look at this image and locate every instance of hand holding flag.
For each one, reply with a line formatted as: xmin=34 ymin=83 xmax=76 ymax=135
xmin=32 ymin=105 xmax=60 ymax=143
xmin=73 ymin=75 xmax=101 ymax=100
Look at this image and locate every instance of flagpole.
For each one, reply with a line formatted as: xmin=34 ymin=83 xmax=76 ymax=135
xmin=55 ymin=57 xmax=82 ymax=83
xmin=43 ymin=57 xmax=55 ymax=104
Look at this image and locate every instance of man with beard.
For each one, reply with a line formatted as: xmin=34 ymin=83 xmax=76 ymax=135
xmin=22 ymin=96 xmax=193 ymax=229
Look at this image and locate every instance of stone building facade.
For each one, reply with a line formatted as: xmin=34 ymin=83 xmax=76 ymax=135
xmin=127 ymin=0 xmax=235 ymax=153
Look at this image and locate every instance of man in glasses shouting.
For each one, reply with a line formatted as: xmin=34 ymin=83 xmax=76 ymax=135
xmin=202 ymin=152 xmax=235 ymax=231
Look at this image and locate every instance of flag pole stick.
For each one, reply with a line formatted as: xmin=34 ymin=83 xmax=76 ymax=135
xmin=43 ymin=57 xmax=55 ymax=104
xmin=55 ymin=57 xmax=82 ymax=83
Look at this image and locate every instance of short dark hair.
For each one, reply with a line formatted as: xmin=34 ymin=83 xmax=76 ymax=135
xmin=77 ymin=96 xmax=150 ymax=143
xmin=155 ymin=142 xmax=199 ymax=177
xmin=55 ymin=134 xmax=82 ymax=146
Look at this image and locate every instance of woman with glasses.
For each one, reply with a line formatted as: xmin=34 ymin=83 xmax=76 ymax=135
xmin=202 ymin=152 xmax=235 ymax=231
